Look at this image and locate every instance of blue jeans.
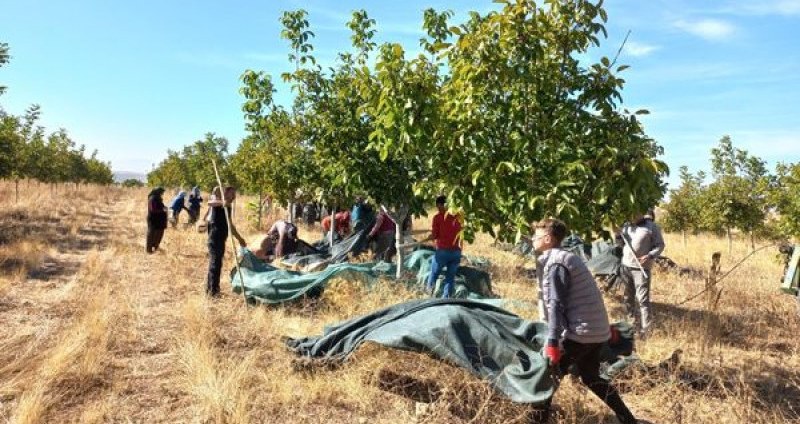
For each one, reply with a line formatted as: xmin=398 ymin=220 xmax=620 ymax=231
xmin=427 ymin=249 xmax=462 ymax=298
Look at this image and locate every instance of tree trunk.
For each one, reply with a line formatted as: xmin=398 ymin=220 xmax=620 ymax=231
xmin=750 ymin=232 xmax=755 ymax=252
xmin=381 ymin=204 xmax=409 ymax=281
xmin=286 ymin=201 xmax=292 ymax=222
xmin=329 ymin=207 xmax=335 ymax=247
xmin=703 ymin=252 xmax=722 ymax=352
xmin=257 ymin=193 xmax=263 ymax=231
xmin=15 ymin=179 xmax=19 ymax=203
xmin=726 ymin=227 xmax=732 ymax=256
xmin=682 ymin=229 xmax=687 ymax=248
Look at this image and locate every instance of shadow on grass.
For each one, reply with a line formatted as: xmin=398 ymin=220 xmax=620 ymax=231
xmin=0 ymin=207 xmax=112 ymax=280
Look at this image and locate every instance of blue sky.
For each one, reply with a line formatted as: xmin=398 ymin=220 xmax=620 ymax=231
xmin=1 ymin=0 xmax=798 ymax=189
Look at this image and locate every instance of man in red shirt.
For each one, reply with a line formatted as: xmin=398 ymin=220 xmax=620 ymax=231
xmin=425 ymin=195 xmax=463 ymax=297
xmin=321 ymin=210 xmax=351 ymax=239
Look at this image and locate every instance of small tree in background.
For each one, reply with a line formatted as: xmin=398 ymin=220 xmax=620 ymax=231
xmin=772 ymin=162 xmax=800 ymax=240
xmin=661 ymin=166 xmax=705 ymax=246
xmin=703 ymin=136 xmax=770 ymax=253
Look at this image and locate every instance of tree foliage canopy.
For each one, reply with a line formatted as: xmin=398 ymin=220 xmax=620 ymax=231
xmin=149 ymin=2 xmax=673 ymax=242
xmin=223 ymin=1 xmax=670 ymax=241
xmin=0 ymin=105 xmax=113 ymax=186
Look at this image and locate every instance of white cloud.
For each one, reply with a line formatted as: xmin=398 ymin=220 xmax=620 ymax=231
xmin=723 ymin=0 xmax=800 ymax=16
xmin=624 ymin=41 xmax=659 ymax=57
xmin=734 ymin=130 xmax=800 ymax=159
xmin=673 ymin=19 xmax=736 ymax=41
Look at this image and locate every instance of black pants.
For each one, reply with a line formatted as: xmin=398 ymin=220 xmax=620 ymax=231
xmin=558 ymin=339 xmax=637 ymax=424
xmin=188 ymin=207 xmax=200 ymax=224
xmin=207 ymin=238 xmax=226 ymax=296
xmin=146 ymin=227 xmax=165 ymax=253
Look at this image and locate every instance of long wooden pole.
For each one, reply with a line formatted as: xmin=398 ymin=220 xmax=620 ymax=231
xmin=211 ymin=159 xmax=248 ymax=306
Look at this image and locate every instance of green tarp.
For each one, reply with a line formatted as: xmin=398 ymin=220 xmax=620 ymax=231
xmin=286 ymin=298 xmax=636 ymax=404
xmin=231 ymin=248 xmax=494 ymax=305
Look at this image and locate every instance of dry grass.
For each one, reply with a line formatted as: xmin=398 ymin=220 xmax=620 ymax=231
xmin=7 ymin=251 xmax=121 ymax=424
xmin=0 ymin=181 xmax=798 ymax=423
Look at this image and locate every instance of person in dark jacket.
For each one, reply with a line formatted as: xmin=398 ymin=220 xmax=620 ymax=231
xmin=534 ymin=218 xmax=638 ymax=424
xmin=206 ymin=186 xmax=247 ymax=297
xmin=146 ymin=187 xmax=168 ymax=253
xmin=187 ymin=186 xmax=203 ymax=224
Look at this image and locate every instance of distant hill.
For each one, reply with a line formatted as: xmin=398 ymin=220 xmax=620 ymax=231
xmin=113 ymin=171 xmax=146 ymax=183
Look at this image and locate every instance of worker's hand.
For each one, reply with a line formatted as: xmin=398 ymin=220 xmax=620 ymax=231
xmin=609 ymin=326 xmax=621 ymax=345
xmin=238 ymin=237 xmax=247 ymax=248
xmin=637 ymin=254 xmax=651 ymax=265
xmin=544 ymin=344 xmax=561 ymax=365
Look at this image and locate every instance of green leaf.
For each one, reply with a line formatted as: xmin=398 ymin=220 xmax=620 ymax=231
xmin=471 ymin=170 xmax=481 ymax=186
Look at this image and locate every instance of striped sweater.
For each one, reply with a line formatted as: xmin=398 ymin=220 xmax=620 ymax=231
xmin=537 ymin=248 xmax=610 ymax=344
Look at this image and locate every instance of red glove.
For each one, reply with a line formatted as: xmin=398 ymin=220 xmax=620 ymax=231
xmin=544 ymin=345 xmax=562 ymax=365
xmin=609 ymin=326 xmax=621 ymax=345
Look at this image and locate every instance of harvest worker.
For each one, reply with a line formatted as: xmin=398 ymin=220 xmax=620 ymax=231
xmin=145 ymin=187 xmax=167 ymax=253
xmin=368 ymin=207 xmax=397 ymax=261
xmin=424 ymin=195 xmax=463 ymax=298
xmin=321 ymin=209 xmax=351 ymax=240
xmin=534 ymin=218 xmax=638 ymax=424
xmin=206 ymin=186 xmax=247 ymax=297
xmin=351 ymin=196 xmax=374 ymax=231
xmin=255 ymin=219 xmax=299 ymax=261
xmin=187 ymin=186 xmax=203 ymax=225
xmin=616 ymin=208 xmax=665 ymax=338
xmin=168 ymin=190 xmax=189 ymax=228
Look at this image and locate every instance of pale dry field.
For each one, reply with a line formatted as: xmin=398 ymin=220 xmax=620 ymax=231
xmin=0 ymin=182 xmax=797 ymax=423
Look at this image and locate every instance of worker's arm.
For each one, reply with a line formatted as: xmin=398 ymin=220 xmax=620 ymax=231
xmin=369 ymin=213 xmax=384 ymax=238
xmin=207 ymin=195 xmax=223 ymax=208
xmin=545 ymin=264 xmax=570 ymax=346
xmin=229 ymin=221 xmax=247 ymax=247
xmin=647 ymin=224 xmax=666 ymax=259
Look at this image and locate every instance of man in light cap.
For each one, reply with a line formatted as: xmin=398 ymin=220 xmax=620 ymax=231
xmin=617 ymin=208 xmax=665 ymax=338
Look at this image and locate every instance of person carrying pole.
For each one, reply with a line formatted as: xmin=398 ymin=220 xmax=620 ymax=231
xmin=616 ymin=208 xmax=665 ymax=339
xmin=534 ymin=218 xmax=639 ymax=424
xmin=205 ymin=186 xmax=247 ymax=297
